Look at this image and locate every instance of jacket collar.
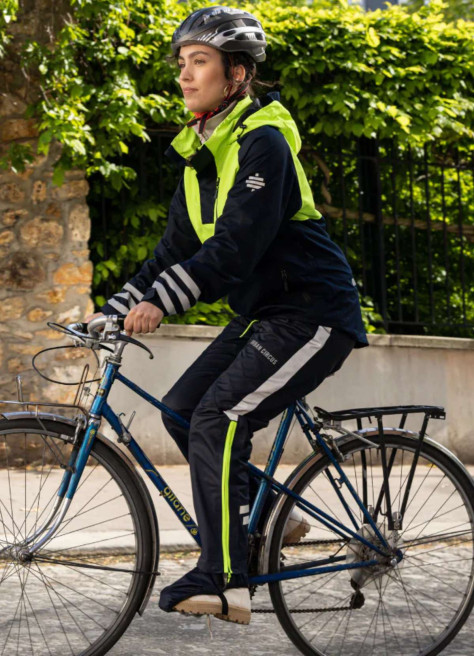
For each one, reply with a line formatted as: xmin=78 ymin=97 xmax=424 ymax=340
xmin=166 ymin=96 xmax=254 ymax=166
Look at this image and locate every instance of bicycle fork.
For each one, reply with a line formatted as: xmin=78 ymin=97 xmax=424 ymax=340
xmin=14 ymin=366 xmax=117 ymax=558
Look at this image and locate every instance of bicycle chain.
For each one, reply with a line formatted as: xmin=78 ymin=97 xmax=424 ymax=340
xmin=252 ymin=537 xmax=354 ymax=614
xmin=252 ymin=606 xmax=352 ymax=614
xmin=284 ymin=538 xmax=345 ymax=547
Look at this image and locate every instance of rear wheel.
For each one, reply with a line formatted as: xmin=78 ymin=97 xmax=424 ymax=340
xmin=268 ymin=431 xmax=474 ymax=656
xmin=0 ymin=418 xmax=156 ymax=656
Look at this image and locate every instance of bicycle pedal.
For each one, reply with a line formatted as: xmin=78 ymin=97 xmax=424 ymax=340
xmin=349 ymin=589 xmax=365 ymax=609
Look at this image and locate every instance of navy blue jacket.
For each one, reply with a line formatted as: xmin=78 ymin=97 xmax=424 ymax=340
xmin=103 ymin=96 xmax=368 ymax=348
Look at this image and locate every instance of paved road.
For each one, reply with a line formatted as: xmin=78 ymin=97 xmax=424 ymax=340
xmin=2 ymin=465 xmax=474 ymax=654
xmin=111 ymin=552 xmax=474 ymax=656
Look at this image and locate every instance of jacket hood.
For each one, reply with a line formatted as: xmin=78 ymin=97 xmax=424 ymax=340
xmin=167 ymin=93 xmax=302 ymax=164
xmin=238 ymin=93 xmax=302 ymax=154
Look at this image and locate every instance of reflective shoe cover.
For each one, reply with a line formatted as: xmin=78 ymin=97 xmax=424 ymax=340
xmin=159 ymin=567 xmax=250 ymax=624
xmin=283 ymin=507 xmax=310 ymax=545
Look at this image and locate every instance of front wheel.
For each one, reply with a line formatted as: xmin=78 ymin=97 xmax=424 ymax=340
xmin=268 ymin=430 xmax=474 ymax=656
xmin=0 ymin=417 xmax=156 ymax=656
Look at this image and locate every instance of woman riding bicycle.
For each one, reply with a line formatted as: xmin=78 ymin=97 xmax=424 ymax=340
xmin=89 ymin=5 xmax=368 ymax=624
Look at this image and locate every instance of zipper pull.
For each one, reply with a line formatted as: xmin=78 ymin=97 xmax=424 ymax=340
xmin=281 ymin=267 xmax=289 ymax=292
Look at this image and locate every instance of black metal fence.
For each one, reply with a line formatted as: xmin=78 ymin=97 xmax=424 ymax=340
xmin=306 ymin=137 xmax=473 ymax=336
xmin=93 ymin=131 xmax=473 ymax=337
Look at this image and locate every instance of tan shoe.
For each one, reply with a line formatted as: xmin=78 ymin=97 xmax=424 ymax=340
xmin=283 ymin=508 xmax=310 ymax=545
xmin=174 ymin=587 xmax=251 ymax=625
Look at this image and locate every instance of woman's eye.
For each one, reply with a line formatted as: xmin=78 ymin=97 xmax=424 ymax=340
xmin=194 ymin=59 xmax=205 ymax=65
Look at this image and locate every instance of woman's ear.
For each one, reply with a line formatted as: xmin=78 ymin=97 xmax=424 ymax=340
xmin=233 ymin=63 xmax=247 ymax=83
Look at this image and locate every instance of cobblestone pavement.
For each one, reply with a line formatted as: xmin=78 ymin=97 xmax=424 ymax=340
xmin=104 ymin=552 xmax=474 ymax=656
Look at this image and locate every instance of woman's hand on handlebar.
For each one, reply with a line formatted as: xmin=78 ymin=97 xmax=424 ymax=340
xmin=124 ymin=302 xmax=163 ymax=336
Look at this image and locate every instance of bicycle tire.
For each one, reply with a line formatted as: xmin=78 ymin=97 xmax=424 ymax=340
xmin=0 ymin=417 xmax=156 ymax=656
xmin=268 ymin=430 xmax=474 ymax=656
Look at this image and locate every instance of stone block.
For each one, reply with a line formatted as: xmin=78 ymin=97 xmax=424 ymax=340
xmin=27 ymin=307 xmax=53 ymax=322
xmin=10 ymin=344 xmax=41 ymax=355
xmin=85 ymin=298 xmax=94 ymax=317
xmin=0 ymin=342 xmax=3 ymax=367
xmin=0 ymin=183 xmax=25 ymax=204
xmin=56 ymin=305 xmax=81 ymax=324
xmin=53 ymin=347 xmax=89 ymax=361
xmin=3 ymin=296 xmax=25 ymax=320
xmin=35 ymin=329 xmax=67 ymax=341
xmin=7 ymin=358 xmax=24 ymax=373
xmin=15 ymin=331 xmax=34 ymax=340
xmin=45 ymin=202 xmax=62 ymax=218
xmin=2 ymin=208 xmax=28 ymax=226
xmin=0 ymin=119 xmax=38 ymax=142
xmin=71 ymin=249 xmax=90 ymax=259
xmin=52 ymin=179 xmax=89 ymax=201
xmin=0 ymin=94 xmax=28 ymax=116
xmin=0 ymin=253 xmax=45 ymax=290
xmin=0 ymin=230 xmax=14 ymax=246
xmin=20 ymin=217 xmax=64 ymax=248
xmin=53 ymin=261 xmax=93 ymax=285
xmin=31 ymin=180 xmax=47 ymax=204
xmin=68 ymin=204 xmax=91 ymax=241
xmin=35 ymin=287 xmax=66 ymax=304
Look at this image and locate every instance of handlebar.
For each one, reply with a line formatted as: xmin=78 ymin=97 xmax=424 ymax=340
xmin=47 ymin=316 xmax=154 ymax=359
xmin=69 ymin=315 xmax=125 ymax=340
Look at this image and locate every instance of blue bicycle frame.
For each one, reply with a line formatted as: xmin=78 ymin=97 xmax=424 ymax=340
xmin=55 ymin=356 xmax=394 ymax=586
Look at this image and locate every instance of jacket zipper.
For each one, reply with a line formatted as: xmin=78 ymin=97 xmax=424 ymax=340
xmin=214 ymin=177 xmax=220 ymax=222
xmin=281 ymin=267 xmax=289 ymax=292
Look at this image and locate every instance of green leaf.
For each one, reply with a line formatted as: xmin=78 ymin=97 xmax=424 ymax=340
xmin=366 ymin=27 xmax=380 ymax=48
xmin=52 ymin=165 xmax=65 ymax=186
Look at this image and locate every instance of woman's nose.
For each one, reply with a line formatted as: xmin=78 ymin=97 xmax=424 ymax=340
xmin=179 ymin=65 xmax=191 ymax=81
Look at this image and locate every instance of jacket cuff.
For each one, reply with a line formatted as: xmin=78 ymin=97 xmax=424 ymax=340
xmin=101 ymin=299 xmax=129 ymax=316
xmin=142 ymin=288 xmax=171 ymax=316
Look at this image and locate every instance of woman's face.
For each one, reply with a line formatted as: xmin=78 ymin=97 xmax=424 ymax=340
xmin=178 ymin=44 xmax=244 ymax=113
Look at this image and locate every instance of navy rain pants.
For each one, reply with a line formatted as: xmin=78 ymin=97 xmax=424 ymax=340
xmin=161 ymin=315 xmax=354 ymax=577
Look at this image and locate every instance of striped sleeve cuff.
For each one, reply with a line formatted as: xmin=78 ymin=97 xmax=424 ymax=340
xmin=102 ymin=282 xmax=145 ymax=315
xmin=142 ymin=264 xmax=201 ymax=316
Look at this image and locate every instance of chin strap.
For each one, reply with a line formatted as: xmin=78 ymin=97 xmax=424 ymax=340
xmin=187 ymin=83 xmax=250 ymax=135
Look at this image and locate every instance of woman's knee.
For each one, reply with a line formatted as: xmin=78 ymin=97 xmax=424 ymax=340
xmin=161 ymin=389 xmax=193 ymax=458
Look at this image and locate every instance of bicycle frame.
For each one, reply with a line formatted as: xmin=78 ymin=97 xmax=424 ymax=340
xmin=28 ymin=355 xmax=403 ymax=583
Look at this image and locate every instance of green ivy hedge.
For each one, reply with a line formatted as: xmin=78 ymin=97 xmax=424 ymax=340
xmin=1 ymin=0 xmax=473 ymax=333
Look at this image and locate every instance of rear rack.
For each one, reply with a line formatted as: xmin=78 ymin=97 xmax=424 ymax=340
xmin=313 ymin=404 xmax=446 ymax=424
xmin=0 ymin=400 xmax=88 ymax=423
xmin=0 ymin=375 xmax=89 ymax=422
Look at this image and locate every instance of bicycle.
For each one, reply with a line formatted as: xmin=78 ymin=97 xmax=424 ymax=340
xmin=0 ymin=314 xmax=473 ymax=656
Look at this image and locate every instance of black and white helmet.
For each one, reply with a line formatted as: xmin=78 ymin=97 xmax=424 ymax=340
xmin=171 ymin=6 xmax=267 ymax=63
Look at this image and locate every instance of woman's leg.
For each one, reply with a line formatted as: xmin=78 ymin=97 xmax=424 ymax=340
xmin=188 ymin=318 xmax=355 ymax=577
xmin=159 ymin=318 xmax=354 ymax=621
xmin=160 ymin=316 xmax=252 ymax=459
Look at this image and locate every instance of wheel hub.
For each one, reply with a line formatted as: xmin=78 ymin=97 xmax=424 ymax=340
xmin=346 ymin=521 xmax=404 ymax=589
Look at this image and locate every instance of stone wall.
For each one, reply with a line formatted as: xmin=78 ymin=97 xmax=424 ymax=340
xmin=0 ymin=0 xmax=94 ymax=405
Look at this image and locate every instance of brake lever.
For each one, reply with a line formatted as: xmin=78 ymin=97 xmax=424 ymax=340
xmin=108 ymin=332 xmax=154 ymax=359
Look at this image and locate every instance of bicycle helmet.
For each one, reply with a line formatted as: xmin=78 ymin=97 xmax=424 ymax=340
xmin=171 ymin=6 xmax=267 ymax=63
